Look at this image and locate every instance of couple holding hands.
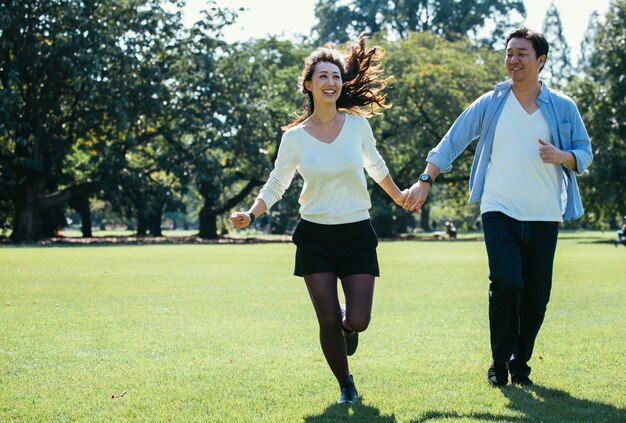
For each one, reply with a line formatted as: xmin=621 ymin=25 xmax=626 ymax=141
xmin=230 ymin=28 xmax=592 ymax=404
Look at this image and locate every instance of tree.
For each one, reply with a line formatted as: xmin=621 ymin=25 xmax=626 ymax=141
xmin=541 ymin=2 xmax=573 ymax=89
xmin=569 ymin=0 xmax=626 ymax=227
xmin=0 ymin=0 xmax=188 ymax=242
xmin=182 ymin=37 xmax=306 ymax=239
xmin=577 ymin=11 xmax=600 ymax=74
xmin=312 ymin=0 xmax=525 ymax=45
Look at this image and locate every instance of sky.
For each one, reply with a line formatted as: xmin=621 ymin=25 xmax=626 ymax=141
xmin=183 ymin=0 xmax=610 ymax=64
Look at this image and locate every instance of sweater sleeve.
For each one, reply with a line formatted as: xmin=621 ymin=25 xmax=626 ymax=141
xmin=256 ymin=132 xmax=298 ymax=210
xmin=360 ymin=117 xmax=389 ymax=183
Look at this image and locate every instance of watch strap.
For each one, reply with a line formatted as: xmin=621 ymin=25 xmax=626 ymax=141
xmin=419 ymin=173 xmax=433 ymax=186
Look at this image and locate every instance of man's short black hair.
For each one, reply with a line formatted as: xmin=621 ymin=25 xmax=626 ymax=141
xmin=506 ymin=28 xmax=549 ymax=72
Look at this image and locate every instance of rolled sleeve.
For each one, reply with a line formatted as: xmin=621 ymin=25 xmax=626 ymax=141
xmin=569 ymin=104 xmax=593 ymax=175
xmin=426 ymin=150 xmax=453 ymax=173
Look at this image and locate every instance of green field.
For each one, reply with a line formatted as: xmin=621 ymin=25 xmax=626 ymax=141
xmin=1 ymin=233 xmax=624 ymax=422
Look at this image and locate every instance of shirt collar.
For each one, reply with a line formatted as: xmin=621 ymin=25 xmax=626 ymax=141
xmin=537 ymin=80 xmax=550 ymax=103
xmin=494 ymin=79 xmax=550 ymax=103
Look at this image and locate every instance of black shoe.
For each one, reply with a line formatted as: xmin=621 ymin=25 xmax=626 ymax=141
xmin=487 ymin=361 xmax=509 ymax=387
xmin=511 ymin=374 xmax=533 ymax=385
xmin=337 ymin=375 xmax=358 ymax=404
xmin=340 ymin=304 xmax=358 ymax=356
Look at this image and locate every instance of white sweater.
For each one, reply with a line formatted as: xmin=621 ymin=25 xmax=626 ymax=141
xmin=257 ymin=114 xmax=389 ymax=225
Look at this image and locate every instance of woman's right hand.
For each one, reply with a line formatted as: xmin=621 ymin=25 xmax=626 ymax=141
xmin=230 ymin=212 xmax=251 ymax=229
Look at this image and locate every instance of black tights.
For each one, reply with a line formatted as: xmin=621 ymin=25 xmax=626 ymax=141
xmin=304 ymin=273 xmax=375 ymax=384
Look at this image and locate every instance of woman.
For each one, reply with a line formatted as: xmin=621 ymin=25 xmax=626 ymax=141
xmin=230 ymin=34 xmax=405 ymax=404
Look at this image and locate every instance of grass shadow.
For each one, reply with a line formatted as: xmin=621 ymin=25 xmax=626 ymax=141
xmin=576 ymin=239 xmax=626 ymax=246
xmin=304 ymin=398 xmax=397 ymax=422
xmin=414 ymin=384 xmax=625 ymax=422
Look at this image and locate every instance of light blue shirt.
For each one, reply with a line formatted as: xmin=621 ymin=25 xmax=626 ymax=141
xmin=427 ymin=80 xmax=593 ymax=221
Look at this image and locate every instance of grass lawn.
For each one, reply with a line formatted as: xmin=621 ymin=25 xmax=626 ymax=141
xmin=0 ymin=233 xmax=624 ymax=422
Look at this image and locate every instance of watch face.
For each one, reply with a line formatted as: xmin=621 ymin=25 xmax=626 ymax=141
xmin=420 ymin=174 xmax=429 ymax=181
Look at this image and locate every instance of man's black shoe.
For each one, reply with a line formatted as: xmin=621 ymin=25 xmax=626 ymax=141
xmin=340 ymin=304 xmax=358 ymax=356
xmin=511 ymin=374 xmax=533 ymax=385
xmin=337 ymin=375 xmax=358 ymax=404
xmin=487 ymin=361 xmax=509 ymax=387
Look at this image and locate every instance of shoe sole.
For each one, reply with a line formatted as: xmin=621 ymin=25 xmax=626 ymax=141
xmin=345 ymin=331 xmax=358 ymax=356
xmin=487 ymin=378 xmax=508 ymax=387
xmin=340 ymin=304 xmax=358 ymax=356
xmin=487 ymin=372 xmax=508 ymax=387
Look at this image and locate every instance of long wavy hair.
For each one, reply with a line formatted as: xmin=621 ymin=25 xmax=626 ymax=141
xmin=283 ymin=33 xmax=391 ymax=130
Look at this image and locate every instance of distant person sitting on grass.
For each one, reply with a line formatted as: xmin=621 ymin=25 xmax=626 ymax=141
xmin=445 ymin=220 xmax=457 ymax=239
xmin=230 ymin=34 xmax=407 ymax=405
xmin=617 ymin=218 xmax=626 ymax=246
xmin=403 ymin=28 xmax=592 ymax=387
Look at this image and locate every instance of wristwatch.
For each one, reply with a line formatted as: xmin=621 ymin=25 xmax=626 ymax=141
xmin=247 ymin=211 xmax=256 ymax=224
xmin=419 ymin=173 xmax=433 ymax=186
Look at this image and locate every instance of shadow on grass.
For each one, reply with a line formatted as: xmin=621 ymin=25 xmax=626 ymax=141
xmin=575 ymin=239 xmax=626 ymax=246
xmin=414 ymin=384 xmax=625 ymax=422
xmin=304 ymin=398 xmax=397 ymax=422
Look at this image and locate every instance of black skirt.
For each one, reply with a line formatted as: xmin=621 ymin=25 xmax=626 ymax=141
xmin=292 ymin=219 xmax=379 ymax=278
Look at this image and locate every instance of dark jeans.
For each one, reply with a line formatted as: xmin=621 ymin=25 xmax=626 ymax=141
xmin=482 ymin=211 xmax=559 ymax=377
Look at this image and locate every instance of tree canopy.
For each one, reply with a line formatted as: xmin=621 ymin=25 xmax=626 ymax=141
xmin=312 ymin=0 xmax=525 ymax=45
xmin=0 ymin=0 xmax=623 ymax=242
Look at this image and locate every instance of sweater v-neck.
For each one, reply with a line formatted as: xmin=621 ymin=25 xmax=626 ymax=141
xmin=300 ymin=114 xmax=348 ymax=145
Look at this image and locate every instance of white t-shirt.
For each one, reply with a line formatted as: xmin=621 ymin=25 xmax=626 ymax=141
xmin=481 ymin=93 xmax=563 ymax=222
xmin=257 ymin=114 xmax=389 ymax=225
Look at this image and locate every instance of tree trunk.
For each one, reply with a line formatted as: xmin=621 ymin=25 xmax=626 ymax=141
xmin=420 ymin=206 xmax=431 ymax=232
xmin=148 ymin=203 xmax=163 ymax=237
xmin=70 ymin=196 xmax=92 ymax=237
xmin=40 ymin=179 xmax=65 ymax=237
xmin=11 ymin=179 xmax=99 ymax=242
xmin=80 ymin=207 xmax=93 ymax=238
xmin=198 ymin=203 xmax=217 ymax=239
xmin=10 ymin=179 xmax=44 ymax=243
xmin=40 ymin=205 xmax=65 ymax=237
xmin=11 ymin=200 xmax=41 ymax=242
xmin=137 ymin=210 xmax=148 ymax=236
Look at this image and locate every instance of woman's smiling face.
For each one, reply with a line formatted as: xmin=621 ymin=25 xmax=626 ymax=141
xmin=304 ymin=61 xmax=343 ymax=106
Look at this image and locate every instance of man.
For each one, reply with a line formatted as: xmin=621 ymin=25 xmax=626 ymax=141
xmin=404 ymin=28 xmax=592 ymax=386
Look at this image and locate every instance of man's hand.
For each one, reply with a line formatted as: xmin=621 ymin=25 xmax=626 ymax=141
xmin=403 ymin=182 xmax=431 ymax=213
xmin=538 ymin=138 xmax=578 ymax=170
xmin=538 ymin=138 xmax=565 ymax=164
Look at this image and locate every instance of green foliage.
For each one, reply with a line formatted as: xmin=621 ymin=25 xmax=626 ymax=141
xmin=188 ymin=37 xmax=307 ymax=238
xmin=569 ymin=0 xmax=626 ymax=227
xmin=1 ymin=238 xmax=624 ymax=420
xmin=1 ymin=0 xmax=623 ymax=238
xmin=0 ymin=0 xmax=191 ymax=241
xmin=576 ymin=11 xmax=600 ymax=73
xmin=312 ymin=0 xmax=526 ymax=45
xmin=541 ymin=3 xmax=573 ymax=89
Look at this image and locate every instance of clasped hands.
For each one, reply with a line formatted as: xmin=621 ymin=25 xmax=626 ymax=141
xmin=395 ymin=182 xmax=430 ymax=213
